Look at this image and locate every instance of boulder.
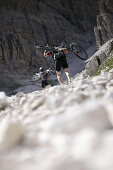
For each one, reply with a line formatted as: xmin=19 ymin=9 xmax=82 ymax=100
xmin=0 ymin=91 xmax=6 ymax=110
xmin=85 ymin=39 xmax=113 ymax=75
xmin=0 ymin=119 xmax=25 ymax=151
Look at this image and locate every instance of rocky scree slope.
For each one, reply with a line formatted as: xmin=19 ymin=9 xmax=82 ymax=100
xmin=0 ymin=41 xmax=113 ymax=170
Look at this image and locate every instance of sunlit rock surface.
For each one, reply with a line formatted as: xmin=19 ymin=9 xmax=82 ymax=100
xmin=85 ymin=39 xmax=113 ymax=75
xmin=0 ymin=119 xmax=25 ymax=151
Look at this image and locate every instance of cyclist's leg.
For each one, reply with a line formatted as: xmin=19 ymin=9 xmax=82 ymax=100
xmin=64 ymin=68 xmax=71 ymax=83
xmin=41 ymin=80 xmax=45 ymax=90
xmin=62 ymin=57 xmax=71 ymax=83
xmin=56 ymin=71 xmax=63 ymax=85
xmin=55 ymin=60 xmax=63 ymax=85
xmin=42 ymin=80 xmax=49 ymax=90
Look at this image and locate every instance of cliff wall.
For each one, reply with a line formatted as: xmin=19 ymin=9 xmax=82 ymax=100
xmin=0 ymin=0 xmax=98 ymax=75
xmin=0 ymin=0 xmax=113 ymax=76
xmin=94 ymin=0 xmax=113 ymax=47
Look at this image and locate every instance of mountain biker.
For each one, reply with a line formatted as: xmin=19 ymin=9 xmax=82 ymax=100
xmin=39 ymin=67 xmax=50 ymax=90
xmin=44 ymin=48 xmax=71 ymax=85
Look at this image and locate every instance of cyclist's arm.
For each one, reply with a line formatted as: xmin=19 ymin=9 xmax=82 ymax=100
xmin=44 ymin=50 xmax=52 ymax=57
xmin=44 ymin=50 xmax=48 ymax=57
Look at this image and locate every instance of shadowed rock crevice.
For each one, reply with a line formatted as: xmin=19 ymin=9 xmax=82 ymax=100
xmin=95 ymin=0 xmax=113 ymax=47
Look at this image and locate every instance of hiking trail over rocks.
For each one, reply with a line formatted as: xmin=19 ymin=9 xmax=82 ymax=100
xmin=0 ymin=40 xmax=113 ymax=170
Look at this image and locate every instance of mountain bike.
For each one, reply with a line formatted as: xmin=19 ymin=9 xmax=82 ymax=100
xmin=36 ymin=42 xmax=88 ymax=61
xmin=32 ymin=68 xmax=55 ymax=81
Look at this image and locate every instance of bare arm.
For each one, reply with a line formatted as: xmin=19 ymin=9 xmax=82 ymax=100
xmin=44 ymin=50 xmax=48 ymax=57
xmin=44 ymin=50 xmax=52 ymax=57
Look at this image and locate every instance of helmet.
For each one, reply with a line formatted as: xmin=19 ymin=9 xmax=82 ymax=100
xmin=39 ymin=67 xmax=44 ymax=72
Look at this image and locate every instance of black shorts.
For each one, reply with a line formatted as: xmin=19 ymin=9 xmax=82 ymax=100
xmin=55 ymin=57 xmax=68 ymax=72
xmin=42 ymin=80 xmax=49 ymax=88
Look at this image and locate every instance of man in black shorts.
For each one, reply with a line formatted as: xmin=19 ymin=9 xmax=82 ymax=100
xmin=44 ymin=48 xmax=71 ymax=85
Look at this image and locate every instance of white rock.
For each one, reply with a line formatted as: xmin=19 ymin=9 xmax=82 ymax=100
xmin=0 ymin=91 xmax=6 ymax=110
xmin=0 ymin=119 xmax=25 ymax=151
xmin=48 ymin=100 xmax=112 ymax=133
xmin=106 ymin=80 xmax=113 ymax=87
xmin=107 ymin=72 xmax=113 ymax=80
xmin=100 ymin=70 xmax=108 ymax=78
xmin=94 ymin=80 xmax=108 ymax=88
xmin=70 ymin=128 xmax=99 ymax=160
xmin=85 ymin=39 xmax=113 ymax=75
xmin=45 ymin=94 xmax=64 ymax=110
xmin=109 ymin=68 xmax=113 ymax=73
xmin=104 ymin=90 xmax=113 ymax=101
xmin=86 ymin=130 xmax=113 ymax=170
xmin=105 ymin=102 xmax=113 ymax=126
xmin=31 ymin=96 xmax=45 ymax=110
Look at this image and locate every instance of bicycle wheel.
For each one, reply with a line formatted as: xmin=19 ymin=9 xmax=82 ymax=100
xmin=70 ymin=43 xmax=88 ymax=61
xmin=32 ymin=73 xmax=40 ymax=81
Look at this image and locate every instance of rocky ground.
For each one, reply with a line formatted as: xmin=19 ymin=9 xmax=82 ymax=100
xmin=0 ymin=61 xmax=113 ymax=170
xmin=0 ymin=1 xmax=113 ymax=169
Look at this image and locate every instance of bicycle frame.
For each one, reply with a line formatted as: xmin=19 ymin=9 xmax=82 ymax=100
xmin=36 ymin=42 xmax=88 ymax=61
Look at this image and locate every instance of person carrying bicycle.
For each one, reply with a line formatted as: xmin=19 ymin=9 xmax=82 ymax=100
xmin=44 ymin=48 xmax=71 ymax=85
xmin=38 ymin=67 xmax=50 ymax=90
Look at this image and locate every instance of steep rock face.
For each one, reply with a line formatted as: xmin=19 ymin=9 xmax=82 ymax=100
xmin=94 ymin=0 xmax=113 ymax=47
xmin=85 ymin=39 xmax=113 ymax=75
xmin=0 ymin=0 xmax=99 ymax=75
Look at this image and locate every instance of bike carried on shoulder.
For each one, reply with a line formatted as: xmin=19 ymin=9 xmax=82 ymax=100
xmin=36 ymin=42 xmax=88 ymax=61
